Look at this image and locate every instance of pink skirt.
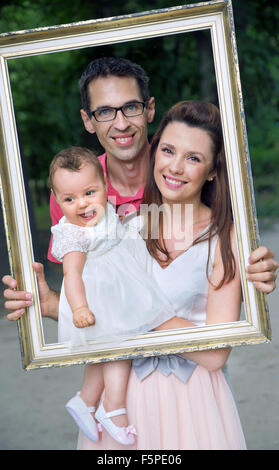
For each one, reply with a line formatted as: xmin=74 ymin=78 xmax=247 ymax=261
xmin=77 ymin=365 xmax=246 ymax=450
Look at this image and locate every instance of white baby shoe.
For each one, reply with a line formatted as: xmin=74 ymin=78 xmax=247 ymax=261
xmin=65 ymin=392 xmax=101 ymax=442
xmin=95 ymin=402 xmax=137 ymax=446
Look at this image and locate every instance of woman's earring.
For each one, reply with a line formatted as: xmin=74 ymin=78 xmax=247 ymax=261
xmin=208 ymin=177 xmax=214 ymax=181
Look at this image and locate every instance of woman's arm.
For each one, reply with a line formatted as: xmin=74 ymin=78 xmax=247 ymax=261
xmin=63 ymin=251 xmax=95 ymax=328
xmin=155 ymin=230 xmax=242 ymax=371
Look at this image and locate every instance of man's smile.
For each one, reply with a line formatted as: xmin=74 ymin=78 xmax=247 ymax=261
xmin=111 ymin=133 xmax=135 ymax=146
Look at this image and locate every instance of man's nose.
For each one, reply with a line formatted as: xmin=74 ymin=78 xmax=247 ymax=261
xmin=113 ymin=109 xmax=130 ymax=130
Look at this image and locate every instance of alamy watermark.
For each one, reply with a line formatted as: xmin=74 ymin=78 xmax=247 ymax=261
xmin=86 ymin=196 xmax=195 ymax=251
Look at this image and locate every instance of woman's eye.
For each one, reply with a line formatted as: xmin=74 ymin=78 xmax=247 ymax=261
xmin=162 ymin=147 xmax=173 ymax=155
xmin=187 ymin=155 xmax=200 ymax=162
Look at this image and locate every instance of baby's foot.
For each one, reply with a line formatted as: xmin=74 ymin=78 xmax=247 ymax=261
xmin=73 ymin=306 xmax=95 ymax=328
xmin=65 ymin=392 xmax=100 ymax=442
xmin=103 ymin=399 xmax=128 ymax=427
xmin=95 ymin=402 xmax=136 ymax=445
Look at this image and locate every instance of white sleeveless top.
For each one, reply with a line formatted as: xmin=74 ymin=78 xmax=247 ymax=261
xmin=150 ymin=232 xmax=218 ymax=327
xmin=123 ymin=214 xmax=218 ymax=328
xmin=129 ymin=216 xmax=219 ymax=383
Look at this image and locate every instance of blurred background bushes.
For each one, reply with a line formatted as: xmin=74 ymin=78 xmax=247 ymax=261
xmin=0 ymin=0 xmax=278 ymax=228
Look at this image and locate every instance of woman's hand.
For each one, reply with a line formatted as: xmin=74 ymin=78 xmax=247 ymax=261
xmin=247 ymin=246 xmax=278 ymax=293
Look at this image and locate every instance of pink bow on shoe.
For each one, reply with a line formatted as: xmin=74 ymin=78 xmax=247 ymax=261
xmin=95 ymin=403 xmax=137 ymax=445
xmin=125 ymin=424 xmax=137 ymax=436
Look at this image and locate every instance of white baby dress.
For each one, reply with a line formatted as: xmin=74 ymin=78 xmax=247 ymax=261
xmin=51 ymin=203 xmax=174 ymax=348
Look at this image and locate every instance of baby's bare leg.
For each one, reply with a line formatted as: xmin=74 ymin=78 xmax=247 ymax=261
xmin=79 ymin=363 xmax=104 ymax=412
xmin=103 ymin=360 xmax=131 ymax=427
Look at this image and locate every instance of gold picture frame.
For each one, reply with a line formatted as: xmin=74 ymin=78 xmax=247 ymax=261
xmin=0 ymin=0 xmax=271 ymax=370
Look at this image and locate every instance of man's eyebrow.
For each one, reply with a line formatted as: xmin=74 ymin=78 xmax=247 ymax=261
xmin=94 ymin=99 xmax=141 ymax=110
xmin=124 ymin=99 xmax=143 ymax=105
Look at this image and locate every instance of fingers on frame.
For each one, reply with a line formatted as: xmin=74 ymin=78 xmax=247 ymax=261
xmin=2 ymin=275 xmax=17 ymax=288
xmin=252 ymin=270 xmax=277 ymax=281
xmin=6 ymin=309 xmax=25 ymax=321
xmin=247 ymin=259 xmax=277 ymax=274
xmin=252 ymin=281 xmax=275 ymax=294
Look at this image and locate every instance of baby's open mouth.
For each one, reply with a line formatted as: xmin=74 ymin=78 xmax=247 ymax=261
xmin=79 ymin=210 xmax=97 ymax=220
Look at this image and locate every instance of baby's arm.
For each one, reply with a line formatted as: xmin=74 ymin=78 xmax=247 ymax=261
xmin=63 ymin=251 xmax=95 ymax=328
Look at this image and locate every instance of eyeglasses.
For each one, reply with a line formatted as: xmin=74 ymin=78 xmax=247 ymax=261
xmin=90 ymin=101 xmax=148 ymax=122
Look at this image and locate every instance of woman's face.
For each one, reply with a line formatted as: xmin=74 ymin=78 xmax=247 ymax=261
xmin=154 ymin=121 xmax=215 ymax=206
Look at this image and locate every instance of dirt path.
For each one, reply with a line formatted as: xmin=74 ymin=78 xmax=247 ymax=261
xmin=0 ymin=221 xmax=278 ymax=450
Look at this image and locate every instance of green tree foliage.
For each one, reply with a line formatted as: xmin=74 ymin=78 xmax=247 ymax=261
xmin=232 ymin=0 xmax=279 ymax=218
xmin=0 ymin=0 xmax=278 ymax=219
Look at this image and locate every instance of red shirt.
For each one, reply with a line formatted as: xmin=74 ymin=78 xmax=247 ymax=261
xmin=48 ymin=153 xmax=145 ymax=262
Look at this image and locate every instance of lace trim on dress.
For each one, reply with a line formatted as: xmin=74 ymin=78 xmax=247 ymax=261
xmin=51 ymin=202 xmax=126 ymax=261
xmin=51 ymin=220 xmax=91 ymax=261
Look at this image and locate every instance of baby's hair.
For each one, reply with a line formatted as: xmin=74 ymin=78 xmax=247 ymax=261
xmin=49 ymin=146 xmax=105 ymax=194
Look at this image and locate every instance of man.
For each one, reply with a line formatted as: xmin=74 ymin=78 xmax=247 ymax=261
xmin=48 ymin=57 xmax=154 ymax=262
xmin=2 ymin=57 xmax=278 ymax=321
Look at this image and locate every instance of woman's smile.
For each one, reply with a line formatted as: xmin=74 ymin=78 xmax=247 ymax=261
xmin=163 ymin=174 xmax=187 ymax=189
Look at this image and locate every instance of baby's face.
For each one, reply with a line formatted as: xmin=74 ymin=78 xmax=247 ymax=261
xmin=52 ymin=163 xmax=107 ymax=227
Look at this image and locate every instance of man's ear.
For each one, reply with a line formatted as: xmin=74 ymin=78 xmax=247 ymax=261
xmin=80 ymin=109 xmax=96 ymax=135
xmin=147 ymin=97 xmax=155 ymax=124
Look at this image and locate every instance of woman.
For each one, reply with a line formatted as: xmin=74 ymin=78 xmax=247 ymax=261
xmin=2 ymin=100 xmax=277 ymax=449
xmin=78 ymin=101 xmax=251 ymax=450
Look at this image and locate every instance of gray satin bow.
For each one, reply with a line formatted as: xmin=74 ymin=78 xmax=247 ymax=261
xmin=132 ymin=354 xmax=197 ymax=384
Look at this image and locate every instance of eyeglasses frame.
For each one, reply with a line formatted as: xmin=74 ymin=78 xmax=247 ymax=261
xmin=89 ymin=100 xmax=150 ymax=122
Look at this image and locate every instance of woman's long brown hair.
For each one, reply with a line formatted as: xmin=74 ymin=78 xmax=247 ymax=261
xmin=141 ymin=100 xmax=235 ymax=289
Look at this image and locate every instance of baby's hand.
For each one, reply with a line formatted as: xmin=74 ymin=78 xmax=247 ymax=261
xmin=72 ymin=306 xmax=96 ymax=328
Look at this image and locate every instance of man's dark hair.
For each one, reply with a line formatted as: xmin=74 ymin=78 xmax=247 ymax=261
xmin=79 ymin=57 xmax=150 ymax=116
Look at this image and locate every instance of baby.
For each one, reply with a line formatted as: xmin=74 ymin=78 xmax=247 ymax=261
xmin=49 ymin=147 xmax=174 ymax=445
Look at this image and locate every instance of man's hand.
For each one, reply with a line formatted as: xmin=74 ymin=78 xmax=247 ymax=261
xmin=2 ymin=262 xmax=59 ymax=321
xmin=247 ymin=246 xmax=278 ymax=293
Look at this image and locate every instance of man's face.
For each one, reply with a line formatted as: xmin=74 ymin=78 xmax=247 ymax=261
xmin=80 ymin=76 xmax=155 ymax=163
